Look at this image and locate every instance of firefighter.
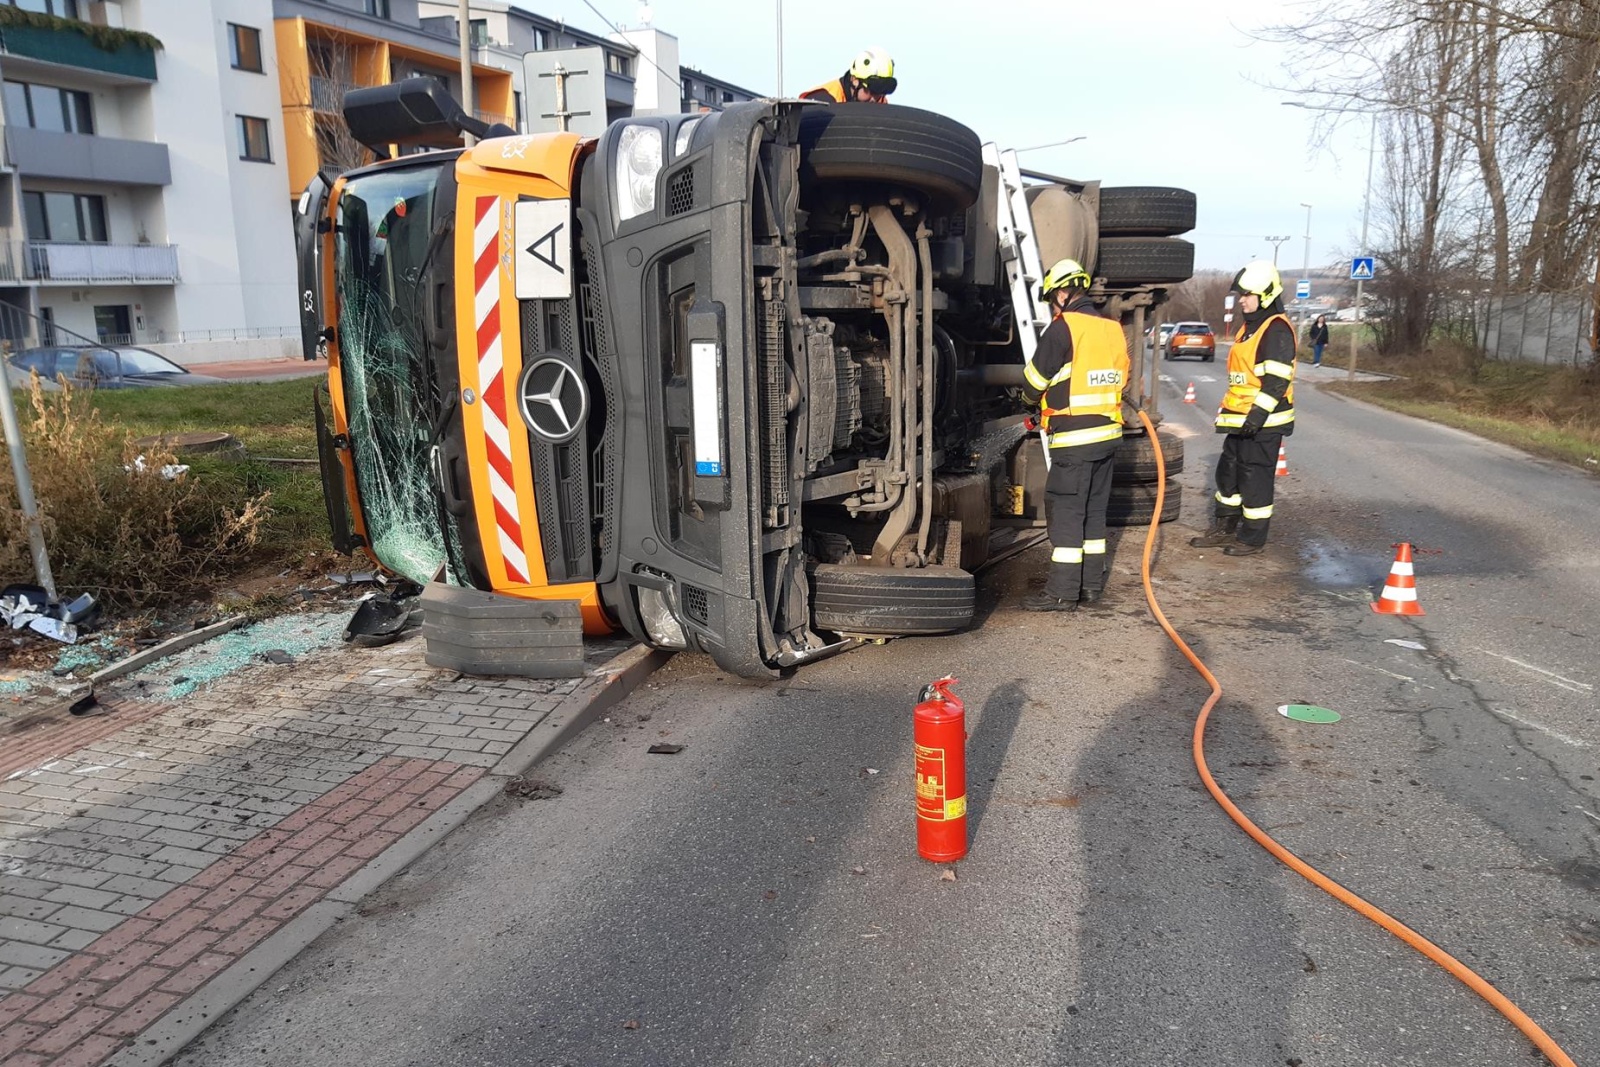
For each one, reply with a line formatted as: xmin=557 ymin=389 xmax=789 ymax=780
xmin=1190 ymin=260 xmax=1297 ymax=556
xmin=1021 ymin=258 xmax=1130 ymax=612
xmin=800 ymin=47 xmax=898 ymax=103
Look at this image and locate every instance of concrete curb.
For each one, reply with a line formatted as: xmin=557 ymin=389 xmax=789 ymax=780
xmin=105 ymin=644 xmax=670 ymax=1067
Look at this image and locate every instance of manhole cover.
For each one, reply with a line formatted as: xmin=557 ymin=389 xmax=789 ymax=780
xmin=133 ymin=431 xmax=242 ymax=456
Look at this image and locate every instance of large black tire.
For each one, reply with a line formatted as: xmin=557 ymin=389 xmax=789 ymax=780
xmin=810 ymin=563 xmax=975 ymax=636
xmin=1095 ymin=237 xmax=1194 ymax=286
xmin=1107 ymin=482 xmax=1182 ymax=526
xmin=797 ymin=104 xmax=984 ymax=211
xmin=1114 ymin=429 xmax=1185 ymax=482
xmin=1097 ymin=187 xmax=1197 ymax=237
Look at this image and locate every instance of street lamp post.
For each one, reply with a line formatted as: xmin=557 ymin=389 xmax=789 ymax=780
xmin=1266 ymin=235 xmax=1291 ymax=265
xmin=1014 ymin=136 xmax=1088 ymax=154
xmin=1298 ymin=202 xmax=1312 ymax=336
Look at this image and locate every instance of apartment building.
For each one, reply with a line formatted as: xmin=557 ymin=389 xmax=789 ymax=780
xmin=0 ymin=0 xmax=758 ymax=364
xmin=0 ymin=0 xmax=300 ymax=360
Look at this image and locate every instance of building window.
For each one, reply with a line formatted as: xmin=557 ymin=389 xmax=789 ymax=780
xmin=363 ymin=0 xmax=390 ymax=18
xmin=606 ymin=52 xmax=631 ymax=77
xmin=23 ymin=191 xmax=108 ymax=243
xmin=531 ymin=28 xmax=549 ymax=50
xmin=468 ymin=18 xmax=488 ymax=48
xmin=3 ymin=80 xmax=93 ymax=134
xmin=513 ymin=90 xmax=523 ymax=132
xmin=6 ymin=1 xmax=81 ymax=18
xmin=229 ymin=24 xmax=263 ymax=73
xmin=238 ymin=115 xmax=272 ymax=162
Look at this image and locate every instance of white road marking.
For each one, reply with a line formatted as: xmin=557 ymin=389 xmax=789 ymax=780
xmin=1341 ymin=658 xmax=1426 ymax=685
xmin=1477 ymin=650 xmax=1592 ymax=693
xmin=1385 ymin=639 xmax=1427 ymax=651
xmin=1487 ymin=705 xmax=1589 ymax=747
xmin=1196 ymin=375 xmax=1217 ymax=383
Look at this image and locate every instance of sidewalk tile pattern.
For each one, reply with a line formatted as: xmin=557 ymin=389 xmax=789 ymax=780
xmin=0 ymin=636 xmax=594 ymax=1066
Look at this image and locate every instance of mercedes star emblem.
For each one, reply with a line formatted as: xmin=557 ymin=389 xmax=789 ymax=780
xmin=517 ymin=356 xmax=588 ymax=444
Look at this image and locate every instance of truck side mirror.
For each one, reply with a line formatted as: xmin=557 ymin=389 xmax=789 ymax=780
xmin=342 ymin=79 xmax=513 ymax=153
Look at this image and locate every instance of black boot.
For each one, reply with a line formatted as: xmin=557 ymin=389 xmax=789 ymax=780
xmin=1022 ymin=590 xmax=1078 ymax=612
xmin=1223 ymin=541 xmax=1265 ymax=556
xmin=1189 ymin=517 xmax=1239 ymax=548
xmin=1079 ymin=587 xmax=1104 ymax=605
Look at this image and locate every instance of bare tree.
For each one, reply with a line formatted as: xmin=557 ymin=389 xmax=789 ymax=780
xmin=284 ymin=35 xmax=371 ymax=175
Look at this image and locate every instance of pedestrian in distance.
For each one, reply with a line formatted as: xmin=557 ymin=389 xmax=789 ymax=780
xmin=1309 ymin=314 xmax=1330 ymax=367
xmin=1190 ymin=260 xmax=1296 ymax=557
xmin=1020 ymin=259 xmax=1130 ymax=611
xmin=800 ymin=47 xmax=898 ymax=104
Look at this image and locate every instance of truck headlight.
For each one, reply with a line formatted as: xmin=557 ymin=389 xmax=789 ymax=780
xmin=636 ymin=586 xmax=688 ymax=650
xmin=616 ymin=124 xmax=663 ymax=221
xmin=674 ymin=117 xmax=702 ymax=157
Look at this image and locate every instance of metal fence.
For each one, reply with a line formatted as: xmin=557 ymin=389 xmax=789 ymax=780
xmin=1479 ymin=290 xmax=1596 ymax=367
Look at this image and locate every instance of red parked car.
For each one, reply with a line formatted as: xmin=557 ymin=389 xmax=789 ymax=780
xmin=1163 ymin=321 xmax=1215 ymax=361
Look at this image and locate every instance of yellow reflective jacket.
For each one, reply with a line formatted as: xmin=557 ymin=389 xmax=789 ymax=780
xmin=1218 ymin=313 xmax=1296 ymax=432
xmin=1023 ymin=307 xmax=1129 ymax=448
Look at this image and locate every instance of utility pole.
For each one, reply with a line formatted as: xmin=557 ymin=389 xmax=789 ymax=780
xmin=1350 ymin=113 xmax=1376 ymax=381
xmin=1298 ymin=202 xmax=1312 ymax=335
xmin=0 ymin=379 xmax=55 ymax=600
xmin=458 ymin=0 xmax=476 ymax=145
xmin=1266 ymin=235 xmax=1291 ymax=266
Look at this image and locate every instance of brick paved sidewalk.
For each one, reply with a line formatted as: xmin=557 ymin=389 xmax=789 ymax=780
xmin=0 ymin=630 xmax=657 ymax=1066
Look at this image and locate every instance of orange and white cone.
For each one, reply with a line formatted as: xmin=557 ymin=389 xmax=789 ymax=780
xmin=1275 ymin=443 xmax=1288 ymax=477
xmin=1183 ymin=382 xmax=1197 ymax=404
xmin=1372 ymin=543 xmax=1425 ymax=615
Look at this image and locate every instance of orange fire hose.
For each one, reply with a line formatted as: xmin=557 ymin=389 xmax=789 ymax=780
xmin=1131 ymin=408 xmax=1577 ymax=1067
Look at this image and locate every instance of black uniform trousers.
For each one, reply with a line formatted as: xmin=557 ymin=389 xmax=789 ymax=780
xmin=1212 ymin=431 xmax=1282 ymax=546
xmin=1044 ymin=439 xmax=1119 ymax=599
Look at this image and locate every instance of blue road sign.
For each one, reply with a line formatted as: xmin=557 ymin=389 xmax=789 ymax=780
xmin=1350 ymin=257 xmax=1375 ymax=281
xmin=1295 ymin=279 xmax=1311 ymax=299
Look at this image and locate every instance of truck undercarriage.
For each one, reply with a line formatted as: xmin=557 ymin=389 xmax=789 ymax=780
xmin=304 ymin=84 xmax=1195 ymax=679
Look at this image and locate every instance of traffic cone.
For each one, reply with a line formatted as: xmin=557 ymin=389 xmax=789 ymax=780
xmin=1372 ymin=543 xmax=1425 ymax=615
xmin=1183 ymin=382 xmax=1196 ymax=404
xmin=1275 ymin=443 xmax=1288 ymax=476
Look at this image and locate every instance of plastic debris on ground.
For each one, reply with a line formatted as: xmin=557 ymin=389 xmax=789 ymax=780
xmin=124 ymin=454 xmax=190 ymax=480
xmin=1385 ymin=639 xmax=1427 ymax=650
xmin=119 ymin=611 xmax=348 ymax=700
xmin=1278 ymin=704 xmax=1341 ymax=724
xmin=1 ymin=584 xmax=101 ymax=645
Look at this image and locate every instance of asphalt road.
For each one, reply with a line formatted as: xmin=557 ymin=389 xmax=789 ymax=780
xmin=176 ymin=365 xmax=1600 ymax=1067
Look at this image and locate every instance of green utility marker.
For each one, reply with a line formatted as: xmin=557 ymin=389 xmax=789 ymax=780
xmin=1278 ymin=704 xmax=1341 ymax=724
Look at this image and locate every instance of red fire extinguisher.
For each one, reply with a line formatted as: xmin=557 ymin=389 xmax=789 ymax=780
xmin=914 ymin=676 xmax=967 ymax=862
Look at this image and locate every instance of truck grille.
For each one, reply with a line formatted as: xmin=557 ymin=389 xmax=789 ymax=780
xmin=520 ymin=299 xmax=593 ymax=583
xmin=578 ymin=222 xmax=620 ymax=574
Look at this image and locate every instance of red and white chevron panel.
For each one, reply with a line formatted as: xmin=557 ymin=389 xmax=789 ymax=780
xmin=473 ymin=195 xmax=529 ymax=584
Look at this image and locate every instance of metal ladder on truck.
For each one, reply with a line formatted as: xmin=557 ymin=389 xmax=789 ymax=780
xmin=983 ymin=142 xmax=1056 ymax=465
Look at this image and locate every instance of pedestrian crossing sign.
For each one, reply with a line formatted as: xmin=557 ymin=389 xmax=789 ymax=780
xmin=1350 ymin=257 xmax=1375 ymax=280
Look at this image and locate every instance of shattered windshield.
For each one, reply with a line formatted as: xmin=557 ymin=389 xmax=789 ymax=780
xmin=334 ymin=163 xmax=459 ymax=586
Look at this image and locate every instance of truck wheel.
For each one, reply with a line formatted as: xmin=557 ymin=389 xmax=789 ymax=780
xmin=810 ymin=563 xmax=975 ymax=637
xmin=1094 ymin=237 xmax=1194 ymax=285
xmin=1113 ymin=429 xmax=1185 ymax=482
xmin=797 ymin=105 xmax=984 ymax=211
xmin=1098 ymin=187 xmax=1197 ymax=237
xmin=1107 ymin=482 xmax=1182 ymax=526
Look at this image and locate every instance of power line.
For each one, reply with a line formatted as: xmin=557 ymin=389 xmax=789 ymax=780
xmin=575 ymin=0 xmax=679 ymax=90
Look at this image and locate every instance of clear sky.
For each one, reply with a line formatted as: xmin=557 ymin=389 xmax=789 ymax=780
xmin=530 ymin=0 xmax=1376 ymax=277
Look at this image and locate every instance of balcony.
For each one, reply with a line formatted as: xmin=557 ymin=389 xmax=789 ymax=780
xmin=0 ymin=18 xmax=158 ymax=83
xmin=5 ymin=127 xmax=171 ymax=186
xmin=0 ymin=242 xmax=180 ymax=284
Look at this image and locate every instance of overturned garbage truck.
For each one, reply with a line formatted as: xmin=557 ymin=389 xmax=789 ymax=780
xmin=298 ymin=80 xmax=1194 ymax=678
